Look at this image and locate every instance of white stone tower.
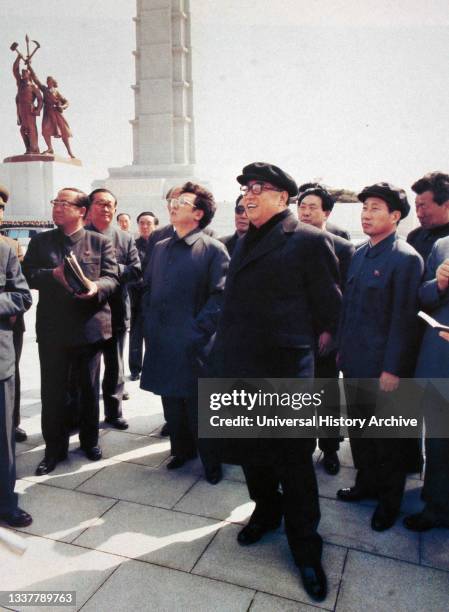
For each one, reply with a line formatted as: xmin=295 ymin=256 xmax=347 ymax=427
xmin=132 ymin=0 xmax=195 ymax=174
xmin=98 ymin=0 xmax=200 ymax=222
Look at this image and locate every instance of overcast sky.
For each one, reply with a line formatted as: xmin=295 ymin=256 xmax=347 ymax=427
xmin=1 ymin=0 xmax=448 ymax=200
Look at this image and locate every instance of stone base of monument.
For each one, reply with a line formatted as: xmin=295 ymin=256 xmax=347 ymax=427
xmin=94 ymin=164 xmax=210 ymax=228
xmin=0 ymin=157 xmax=87 ymax=221
xmin=3 ymin=154 xmax=82 ymax=166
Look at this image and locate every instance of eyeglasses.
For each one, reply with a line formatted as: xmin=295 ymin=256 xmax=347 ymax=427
xmin=50 ymin=199 xmax=79 ymax=209
xmin=169 ymin=197 xmax=197 ymax=210
xmin=240 ymin=182 xmax=283 ymax=196
xmin=92 ymin=200 xmax=115 ymax=211
xmin=235 ymin=204 xmax=246 ymax=215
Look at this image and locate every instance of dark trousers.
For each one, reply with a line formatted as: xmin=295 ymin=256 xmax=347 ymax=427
xmin=129 ymin=303 xmax=145 ymax=376
xmin=38 ymin=340 xmax=102 ymax=456
xmin=422 ymin=384 xmax=449 ymax=519
xmin=0 ymin=376 xmax=17 ymax=514
xmin=316 ymin=351 xmax=340 ymax=454
xmin=12 ymin=327 xmax=23 ymax=428
xmin=345 ymin=380 xmax=407 ymax=513
xmin=102 ymin=330 xmax=126 ymax=420
xmin=242 ymin=459 xmax=323 ymax=566
xmin=238 ymin=347 xmax=322 ymax=566
xmin=162 ymin=395 xmax=220 ymax=470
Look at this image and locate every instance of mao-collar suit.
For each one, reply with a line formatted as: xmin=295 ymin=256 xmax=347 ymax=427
xmin=338 ymin=232 xmax=424 ymax=513
xmin=85 ymin=224 xmax=141 ymax=420
xmin=23 ymin=227 xmax=119 ymax=457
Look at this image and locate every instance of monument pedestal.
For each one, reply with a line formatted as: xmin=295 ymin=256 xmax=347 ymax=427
xmin=0 ymin=156 xmax=87 ymax=221
xmin=94 ymin=164 xmax=208 ymax=227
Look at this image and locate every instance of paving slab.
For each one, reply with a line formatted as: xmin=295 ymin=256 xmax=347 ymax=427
xmin=116 ymin=389 xmax=166 ymax=436
xmin=77 ymin=460 xmax=200 ymax=509
xmin=192 ymin=523 xmax=346 ymax=609
xmin=319 ymin=497 xmax=420 ymax=563
xmin=398 ymin=479 xmax=426 ymax=515
xmin=16 ymin=442 xmax=116 ymax=490
xmin=421 ymin=526 xmax=449 ymax=572
xmin=99 ymin=429 xmax=170 ymax=467
xmin=14 ymin=412 xmax=45 ymax=447
xmin=334 ymin=439 xmax=353 ymax=468
xmin=120 ymin=411 xmax=165 ymax=436
xmin=222 ymin=463 xmax=246 ymax=483
xmin=12 ymin=480 xmax=116 ymax=543
xmin=0 ymin=534 xmax=123 ymax=612
xmin=316 ymin=464 xmax=357 ymax=500
xmin=336 ymin=549 xmax=449 ymax=612
xmin=16 ymin=440 xmax=36 ymax=454
xmin=173 ymin=478 xmax=254 ymax=523
xmin=17 ymin=399 xmax=41 ymax=417
xmin=250 ymin=592 xmax=324 ymax=612
xmin=81 ymin=558 xmax=255 ymax=612
xmin=73 ymin=500 xmax=222 ymax=571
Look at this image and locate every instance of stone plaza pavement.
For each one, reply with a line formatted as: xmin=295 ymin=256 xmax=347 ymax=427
xmin=1 ymin=298 xmax=448 ymax=612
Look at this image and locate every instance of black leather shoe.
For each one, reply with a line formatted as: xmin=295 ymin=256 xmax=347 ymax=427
xmin=205 ymin=465 xmax=222 ymax=485
xmin=323 ymin=451 xmax=340 ymax=475
xmin=130 ymin=373 xmax=140 ymax=381
xmin=371 ymin=504 xmax=398 ymax=532
xmin=337 ymin=486 xmax=372 ymax=502
xmin=403 ymin=511 xmax=447 ymax=532
xmin=105 ymin=417 xmax=129 ymax=430
xmin=15 ymin=427 xmax=28 ymax=443
xmin=35 ymin=451 xmax=67 ymax=476
xmin=83 ymin=446 xmax=103 ymax=461
xmin=160 ymin=422 xmax=170 ymax=437
xmin=298 ymin=563 xmax=327 ymax=602
xmin=0 ymin=507 xmax=33 ymax=528
xmin=237 ymin=520 xmax=281 ymax=545
xmin=122 ymin=391 xmax=130 ymax=401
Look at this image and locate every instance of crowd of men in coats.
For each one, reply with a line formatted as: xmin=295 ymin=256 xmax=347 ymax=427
xmin=0 ymin=166 xmax=448 ymax=603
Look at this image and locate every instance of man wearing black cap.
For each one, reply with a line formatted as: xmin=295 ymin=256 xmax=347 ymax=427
xmin=297 ymin=185 xmax=355 ymax=475
xmin=337 ymin=182 xmax=424 ymax=531
xmin=219 ymin=195 xmax=249 ymax=256
xmin=211 ymin=162 xmax=342 ymax=602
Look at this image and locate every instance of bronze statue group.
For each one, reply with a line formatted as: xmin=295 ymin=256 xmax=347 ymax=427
xmin=11 ymin=37 xmax=75 ymax=158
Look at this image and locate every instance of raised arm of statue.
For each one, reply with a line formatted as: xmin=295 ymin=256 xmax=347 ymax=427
xmin=27 ymin=62 xmax=44 ymax=91
xmin=12 ymin=55 xmax=21 ymax=84
xmin=32 ymin=84 xmax=43 ymax=116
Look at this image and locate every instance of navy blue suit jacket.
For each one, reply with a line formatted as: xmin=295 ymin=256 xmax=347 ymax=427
xmin=339 ymin=232 xmax=424 ymax=378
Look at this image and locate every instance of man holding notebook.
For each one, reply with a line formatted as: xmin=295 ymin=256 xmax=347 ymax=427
xmin=23 ymin=187 xmax=119 ymax=475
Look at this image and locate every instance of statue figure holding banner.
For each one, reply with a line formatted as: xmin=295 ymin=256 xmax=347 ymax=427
xmin=27 ymin=63 xmax=75 ymax=158
xmin=10 ymin=36 xmax=76 ymax=159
